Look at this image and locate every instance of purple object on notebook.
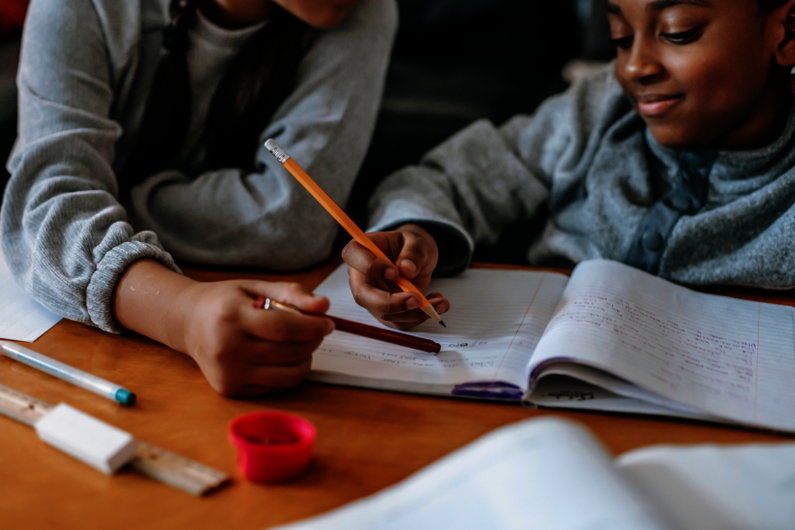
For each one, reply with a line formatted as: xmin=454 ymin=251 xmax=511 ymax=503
xmin=452 ymin=381 xmax=524 ymax=400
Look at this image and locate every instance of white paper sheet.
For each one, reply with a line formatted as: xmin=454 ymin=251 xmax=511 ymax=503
xmin=618 ymin=442 xmax=795 ymax=530
xmin=271 ymin=417 xmax=795 ymax=530
xmin=0 ymin=246 xmax=62 ymax=341
xmin=272 ymin=418 xmax=668 ymax=530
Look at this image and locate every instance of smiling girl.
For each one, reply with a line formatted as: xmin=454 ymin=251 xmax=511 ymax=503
xmin=1 ymin=0 xmax=396 ymax=394
xmin=341 ymin=0 xmax=795 ymax=329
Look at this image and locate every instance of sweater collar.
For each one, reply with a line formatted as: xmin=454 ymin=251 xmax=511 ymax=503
xmin=191 ymin=8 xmax=268 ymax=52
xmin=644 ymin=100 xmax=795 ymax=191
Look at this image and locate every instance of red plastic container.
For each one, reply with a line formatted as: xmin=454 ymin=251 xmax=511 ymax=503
xmin=228 ymin=411 xmax=316 ymax=482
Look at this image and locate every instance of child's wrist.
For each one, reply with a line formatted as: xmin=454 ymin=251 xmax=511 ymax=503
xmin=163 ymin=279 xmax=202 ymax=356
xmin=113 ymin=259 xmax=198 ymax=353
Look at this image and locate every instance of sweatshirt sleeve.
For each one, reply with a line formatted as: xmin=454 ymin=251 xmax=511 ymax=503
xmin=366 ymin=67 xmax=626 ymax=274
xmin=1 ymin=0 xmax=179 ymax=333
xmin=129 ymin=0 xmax=398 ymax=270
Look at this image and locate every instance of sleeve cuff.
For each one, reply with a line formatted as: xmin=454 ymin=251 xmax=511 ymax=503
xmin=367 ymin=217 xmax=474 ymax=276
xmin=85 ymin=234 xmax=181 ymax=333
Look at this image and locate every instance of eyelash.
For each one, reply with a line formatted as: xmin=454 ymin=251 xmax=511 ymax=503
xmin=608 ymin=36 xmax=633 ymax=50
xmin=661 ymin=26 xmax=704 ymax=44
xmin=608 ymin=26 xmax=705 ymax=50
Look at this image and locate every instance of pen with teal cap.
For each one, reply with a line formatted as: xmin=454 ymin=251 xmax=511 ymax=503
xmin=0 ymin=341 xmax=136 ymax=406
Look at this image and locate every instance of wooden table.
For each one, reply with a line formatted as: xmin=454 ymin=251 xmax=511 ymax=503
xmin=1 ymin=261 xmax=792 ymax=529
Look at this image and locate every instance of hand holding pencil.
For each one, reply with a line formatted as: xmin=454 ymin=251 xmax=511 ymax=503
xmin=255 ymin=296 xmax=441 ymax=353
xmin=341 ymin=224 xmax=449 ymax=330
xmin=264 ymin=139 xmax=450 ymax=331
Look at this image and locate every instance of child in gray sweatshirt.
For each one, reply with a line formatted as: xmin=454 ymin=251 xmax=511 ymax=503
xmin=343 ymin=0 xmax=795 ymax=330
xmin=1 ymin=0 xmax=396 ymax=395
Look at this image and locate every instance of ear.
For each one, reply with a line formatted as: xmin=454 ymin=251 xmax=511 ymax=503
xmin=774 ymin=0 xmax=795 ymax=67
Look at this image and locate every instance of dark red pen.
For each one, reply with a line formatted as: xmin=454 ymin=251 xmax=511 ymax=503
xmin=254 ymin=296 xmax=441 ymax=355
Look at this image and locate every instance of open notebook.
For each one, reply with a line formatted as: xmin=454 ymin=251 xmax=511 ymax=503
xmin=272 ymin=418 xmax=795 ymax=530
xmin=311 ymin=260 xmax=795 ymax=432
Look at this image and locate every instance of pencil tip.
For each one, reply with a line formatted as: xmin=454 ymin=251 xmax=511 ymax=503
xmin=439 ymin=321 xmax=446 ymax=328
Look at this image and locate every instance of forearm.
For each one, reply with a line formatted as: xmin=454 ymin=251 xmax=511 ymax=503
xmin=129 ymin=0 xmax=397 ymax=269
xmin=111 ymin=261 xmax=336 ymax=396
xmin=129 ymin=169 xmax=341 ymax=269
xmin=367 ymin=120 xmax=552 ymax=269
xmin=112 ymin=259 xmax=196 ymax=353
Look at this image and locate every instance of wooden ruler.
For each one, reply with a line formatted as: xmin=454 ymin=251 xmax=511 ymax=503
xmin=0 ymin=383 xmax=230 ymax=496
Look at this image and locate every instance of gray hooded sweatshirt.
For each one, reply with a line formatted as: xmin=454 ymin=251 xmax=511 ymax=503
xmin=368 ymin=66 xmax=795 ymax=289
xmin=1 ymin=0 xmax=397 ymax=332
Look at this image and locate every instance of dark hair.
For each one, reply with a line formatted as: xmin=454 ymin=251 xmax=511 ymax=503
xmin=757 ymin=0 xmax=789 ymax=11
xmin=119 ymin=0 xmax=312 ymax=196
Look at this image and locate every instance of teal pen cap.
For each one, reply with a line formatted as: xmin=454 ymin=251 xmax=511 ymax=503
xmin=114 ymin=388 xmax=136 ymax=406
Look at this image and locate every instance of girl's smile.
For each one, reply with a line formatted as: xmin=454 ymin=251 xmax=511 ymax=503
xmin=634 ymin=93 xmax=685 ymax=117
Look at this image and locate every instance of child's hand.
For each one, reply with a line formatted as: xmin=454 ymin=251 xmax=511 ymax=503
xmin=341 ymin=224 xmax=450 ymax=330
xmin=175 ymin=280 xmax=334 ymax=396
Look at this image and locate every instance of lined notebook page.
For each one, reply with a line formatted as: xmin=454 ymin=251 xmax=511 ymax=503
xmin=529 ymin=260 xmax=795 ymax=431
xmin=310 ymin=265 xmax=568 ymax=391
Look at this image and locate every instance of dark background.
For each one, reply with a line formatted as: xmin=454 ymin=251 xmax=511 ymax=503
xmin=0 ymin=0 xmax=614 ymax=262
xmin=343 ymin=0 xmax=614 ymax=262
xmin=351 ymin=0 xmax=613 ymax=202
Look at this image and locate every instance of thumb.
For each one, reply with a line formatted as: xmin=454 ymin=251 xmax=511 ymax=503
xmin=243 ymin=281 xmax=330 ymax=314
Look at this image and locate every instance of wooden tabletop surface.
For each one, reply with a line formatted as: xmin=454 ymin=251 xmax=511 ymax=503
xmin=1 ymin=260 xmax=793 ymax=530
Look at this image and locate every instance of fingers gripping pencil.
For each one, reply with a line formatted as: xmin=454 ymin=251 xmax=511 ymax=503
xmin=264 ymin=139 xmax=446 ymax=327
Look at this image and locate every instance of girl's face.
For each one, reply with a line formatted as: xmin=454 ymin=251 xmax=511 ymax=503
xmin=608 ymin=0 xmax=795 ymax=150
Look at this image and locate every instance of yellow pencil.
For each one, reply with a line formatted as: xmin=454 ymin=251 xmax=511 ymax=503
xmin=264 ymin=139 xmax=445 ymax=327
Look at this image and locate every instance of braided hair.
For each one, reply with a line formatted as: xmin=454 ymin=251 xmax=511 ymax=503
xmin=120 ymin=0 xmax=312 ymax=196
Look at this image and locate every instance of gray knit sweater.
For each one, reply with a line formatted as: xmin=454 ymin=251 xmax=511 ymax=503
xmin=1 ymin=0 xmax=396 ymax=332
xmin=369 ymin=66 xmax=795 ymax=288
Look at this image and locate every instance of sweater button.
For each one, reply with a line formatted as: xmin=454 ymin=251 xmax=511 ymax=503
xmin=642 ymin=231 xmax=663 ymax=251
xmin=672 ymin=196 xmax=691 ymax=212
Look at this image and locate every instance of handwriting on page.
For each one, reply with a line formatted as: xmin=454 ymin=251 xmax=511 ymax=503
xmin=547 ymin=390 xmax=595 ymax=401
xmin=311 ymin=266 xmax=571 ymax=389
xmin=530 ymin=260 xmax=795 ymax=430
xmin=550 ymin=294 xmax=756 ymax=403
xmin=316 ymin=347 xmax=500 ymax=369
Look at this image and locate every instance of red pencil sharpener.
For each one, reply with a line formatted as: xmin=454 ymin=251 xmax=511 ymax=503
xmin=228 ymin=411 xmax=316 ymax=483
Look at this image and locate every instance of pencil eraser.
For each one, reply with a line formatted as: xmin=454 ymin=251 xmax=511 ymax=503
xmin=264 ymin=138 xmax=290 ymax=164
xmin=35 ymin=403 xmax=137 ymax=475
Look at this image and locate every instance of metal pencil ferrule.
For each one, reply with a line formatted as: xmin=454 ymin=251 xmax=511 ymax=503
xmin=264 ymin=139 xmax=290 ymax=164
xmin=262 ymin=298 xmax=303 ymax=316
